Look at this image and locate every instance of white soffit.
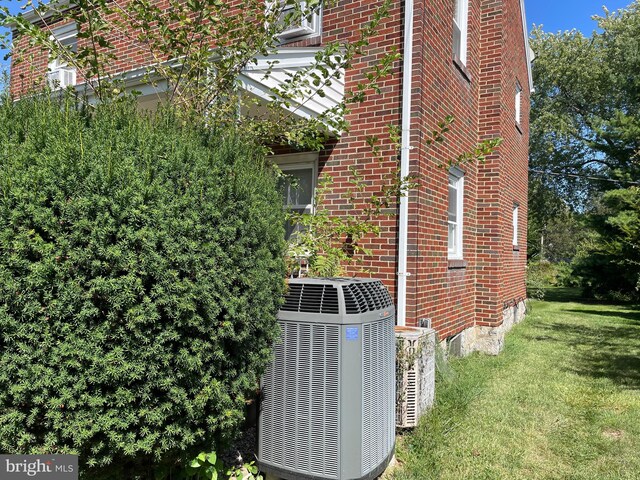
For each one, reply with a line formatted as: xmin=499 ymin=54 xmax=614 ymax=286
xmin=61 ymin=47 xmax=345 ymax=126
xmin=520 ymin=0 xmax=534 ymax=92
xmin=239 ymin=48 xmax=345 ymax=123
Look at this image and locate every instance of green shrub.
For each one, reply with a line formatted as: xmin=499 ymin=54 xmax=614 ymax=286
xmin=570 ymin=188 xmax=640 ymax=302
xmin=0 ymin=96 xmax=286 ymax=479
xmin=526 ymin=261 xmax=579 ymax=299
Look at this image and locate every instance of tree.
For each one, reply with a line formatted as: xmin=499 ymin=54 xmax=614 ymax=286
xmin=528 ymin=2 xmax=640 ymax=295
xmin=1 ymin=0 xmax=397 ymax=150
xmin=572 ymin=187 xmax=640 ymax=300
xmin=529 ymin=1 xmax=640 ymax=192
xmin=0 ymin=96 xmax=286 ymax=478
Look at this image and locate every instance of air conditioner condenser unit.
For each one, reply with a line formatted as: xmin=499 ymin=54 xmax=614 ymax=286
xmin=395 ymin=326 xmax=436 ymax=429
xmin=259 ymin=278 xmax=396 ymax=480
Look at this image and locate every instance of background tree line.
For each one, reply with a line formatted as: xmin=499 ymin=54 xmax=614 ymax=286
xmin=528 ymin=0 xmax=640 ymax=301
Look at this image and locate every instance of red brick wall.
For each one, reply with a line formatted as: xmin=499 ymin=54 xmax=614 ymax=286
xmin=498 ymin=0 xmax=529 ymax=313
xmin=404 ymin=0 xmax=482 ymax=338
xmin=476 ymin=0 xmax=529 ymax=327
xmin=9 ymin=0 xmax=530 ymax=341
xmin=10 ymin=0 xmax=258 ymax=95
xmin=310 ymin=0 xmax=405 ymax=302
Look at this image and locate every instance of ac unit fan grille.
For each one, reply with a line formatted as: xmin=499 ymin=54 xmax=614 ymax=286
xmin=281 ymin=283 xmax=340 ymax=314
xmin=343 ymin=281 xmax=393 ymax=314
xmin=361 ymin=317 xmax=395 ymax=476
xmin=260 ymin=322 xmax=340 ymax=479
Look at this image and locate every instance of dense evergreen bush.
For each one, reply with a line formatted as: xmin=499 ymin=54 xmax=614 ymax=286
xmin=571 ymin=187 xmax=640 ymax=302
xmin=526 ymin=261 xmax=578 ymax=298
xmin=0 ymin=96 xmax=286 ymax=478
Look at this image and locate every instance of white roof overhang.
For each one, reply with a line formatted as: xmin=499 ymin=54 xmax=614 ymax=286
xmin=74 ymin=48 xmax=344 ymax=129
xmin=239 ymin=48 xmax=345 ymax=124
xmin=520 ymin=0 xmax=535 ymax=92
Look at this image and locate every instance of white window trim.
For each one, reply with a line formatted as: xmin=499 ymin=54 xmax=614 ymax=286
xmin=275 ymin=152 xmax=318 ymax=213
xmin=515 ymin=81 xmax=522 ymax=125
xmin=512 ymin=203 xmax=519 ymax=247
xmin=448 ymin=167 xmax=464 ymax=260
xmin=453 ymin=0 xmax=469 ymax=65
xmin=48 ymin=23 xmax=77 ymax=70
xmin=271 ymin=1 xmax=323 ymax=43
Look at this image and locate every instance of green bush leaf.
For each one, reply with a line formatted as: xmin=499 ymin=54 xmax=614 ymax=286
xmin=0 ymin=97 xmax=286 ymax=479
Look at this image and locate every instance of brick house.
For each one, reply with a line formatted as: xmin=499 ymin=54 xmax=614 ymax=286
xmin=9 ymin=0 xmax=533 ymax=355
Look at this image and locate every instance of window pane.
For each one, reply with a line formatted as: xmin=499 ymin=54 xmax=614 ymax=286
xmin=284 ymin=208 xmax=308 ymax=240
xmin=448 ymin=184 xmax=457 ymax=222
xmin=59 ymin=36 xmax=77 ymax=51
xmin=453 ymin=0 xmax=468 ymax=63
xmin=448 ymin=171 xmax=463 ymax=258
xmin=452 ymin=21 xmax=461 ymax=58
xmin=282 ymin=168 xmax=313 ymax=207
xmin=513 ymin=205 xmax=519 ymax=245
xmin=448 ymin=223 xmax=456 ymax=251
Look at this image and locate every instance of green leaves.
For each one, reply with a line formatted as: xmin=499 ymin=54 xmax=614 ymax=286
xmin=529 ymin=2 xmax=640 ymax=296
xmin=530 ymin=2 xmax=640 ymax=202
xmin=572 ymin=186 xmax=640 ymax=301
xmin=5 ymin=0 xmax=398 ymax=150
xmin=0 ymin=98 xmax=285 ymax=479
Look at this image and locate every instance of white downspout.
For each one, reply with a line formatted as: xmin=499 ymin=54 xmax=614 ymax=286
xmin=397 ymin=0 xmax=414 ymax=327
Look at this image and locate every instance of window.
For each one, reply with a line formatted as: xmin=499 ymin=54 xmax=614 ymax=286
xmin=512 ymin=203 xmax=519 ymax=247
xmin=276 ymin=1 xmax=322 ymax=42
xmin=453 ymin=0 xmax=469 ymax=65
xmin=515 ymin=81 xmax=522 ymax=125
xmin=47 ymin=23 xmax=77 ymax=89
xmin=448 ymin=167 xmax=464 ymax=259
xmin=276 ymin=153 xmax=318 ymax=239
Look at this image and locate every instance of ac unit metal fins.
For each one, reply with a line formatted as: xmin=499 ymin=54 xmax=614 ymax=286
xmin=343 ymin=281 xmax=393 ymax=314
xmin=281 ymin=283 xmax=340 ymax=314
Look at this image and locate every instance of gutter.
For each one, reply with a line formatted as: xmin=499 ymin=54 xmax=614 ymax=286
xmin=397 ymin=0 xmax=414 ymax=327
xmin=6 ymin=0 xmax=73 ymax=28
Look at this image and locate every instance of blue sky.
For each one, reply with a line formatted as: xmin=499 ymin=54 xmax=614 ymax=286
xmin=525 ymin=0 xmax=632 ymax=34
xmin=0 ymin=1 xmax=637 ymax=77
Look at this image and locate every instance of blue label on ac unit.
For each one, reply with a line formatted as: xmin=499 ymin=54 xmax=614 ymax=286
xmin=345 ymin=327 xmax=359 ymax=341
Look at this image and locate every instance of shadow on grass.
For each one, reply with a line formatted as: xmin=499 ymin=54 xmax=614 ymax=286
xmin=564 ymin=308 xmax=640 ymax=324
xmin=534 ymin=287 xmax=587 ymax=303
xmin=536 ymin=319 xmax=640 ymax=390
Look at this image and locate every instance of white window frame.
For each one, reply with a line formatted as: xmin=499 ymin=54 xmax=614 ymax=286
xmin=275 ymin=152 xmax=318 ymax=238
xmin=512 ymin=203 xmax=519 ymax=247
xmin=453 ymin=0 xmax=469 ymax=65
xmin=448 ymin=167 xmax=464 ymax=260
xmin=47 ymin=23 xmax=77 ymax=89
xmin=515 ymin=81 xmax=522 ymax=125
xmin=273 ymin=1 xmax=322 ymax=43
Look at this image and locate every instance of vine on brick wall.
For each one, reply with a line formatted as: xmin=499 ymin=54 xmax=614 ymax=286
xmin=286 ymin=117 xmax=503 ymax=277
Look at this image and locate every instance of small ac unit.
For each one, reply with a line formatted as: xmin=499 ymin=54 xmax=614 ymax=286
xmin=47 ymin=68 xmax=76 ymax=89
xmin=395 ymin=327 xmax=436 ymax=428
xmin=259 ymin=278 xmax=396 ymax=480
xmin=277 ymin=0 xmax=319 ymax=40
xmin=279 ymin=21 xmax=315 ymax=40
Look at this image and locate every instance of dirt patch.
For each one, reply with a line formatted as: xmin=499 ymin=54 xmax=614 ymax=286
xmin=602 ymin=428 xmax=624 ymax=440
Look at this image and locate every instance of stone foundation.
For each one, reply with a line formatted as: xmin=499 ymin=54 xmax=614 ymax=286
xmin=453 ymin=299 xmax=528 ymax=356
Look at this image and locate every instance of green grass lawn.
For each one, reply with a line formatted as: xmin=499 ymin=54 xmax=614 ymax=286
xmin=394 ymin=288 xmax=640 ymax=480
